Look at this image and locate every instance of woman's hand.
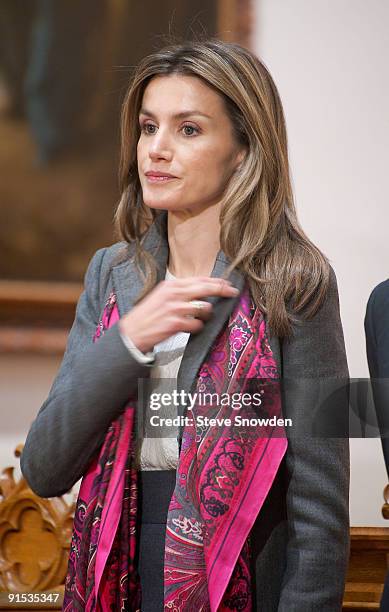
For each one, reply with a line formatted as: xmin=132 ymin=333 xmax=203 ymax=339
xmin=119 ymin=276 xmax=239 ymax=353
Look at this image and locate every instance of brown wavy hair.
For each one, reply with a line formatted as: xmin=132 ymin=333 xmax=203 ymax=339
xmin=114 ymin=37 xmax=330 ymax=338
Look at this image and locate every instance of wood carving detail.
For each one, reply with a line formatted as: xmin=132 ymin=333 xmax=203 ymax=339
xmin=0 ymin=446 xmax=75 ymax=594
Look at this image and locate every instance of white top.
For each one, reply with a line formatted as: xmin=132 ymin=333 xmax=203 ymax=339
xmin=133 ymin=267 xmax=190 ymax=470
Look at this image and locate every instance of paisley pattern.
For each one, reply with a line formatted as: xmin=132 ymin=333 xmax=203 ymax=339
xmin=164 ymin=285 xmax=287 ymax=611
xmin=62 ymin=283 xmax=288 ymax=611
xmin=63 ymin=294 xmax=141 ymax=611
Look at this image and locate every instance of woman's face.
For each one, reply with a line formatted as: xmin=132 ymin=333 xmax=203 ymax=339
xmin=137 ymin=74 xmax=245 ymax=215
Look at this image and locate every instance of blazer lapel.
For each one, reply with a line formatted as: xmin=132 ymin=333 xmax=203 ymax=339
xmin=111 ymin=212 xmax=169 ymax=317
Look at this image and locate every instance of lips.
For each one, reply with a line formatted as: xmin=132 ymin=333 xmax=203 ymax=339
xmin=145 ymin=171 xmax=177 ymax=178
xmin=145 ymin=171 xmax=177 ymax=183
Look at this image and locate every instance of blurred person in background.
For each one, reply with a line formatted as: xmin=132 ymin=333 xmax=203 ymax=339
xmin=21 ymin=39 xmax=350 ymax=611
xmin=365 ymin=279 xmax=389 ymax=611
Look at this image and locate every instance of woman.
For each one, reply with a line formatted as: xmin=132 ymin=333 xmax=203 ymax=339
xmin=21 ymin=39 xmax=350 ymax=611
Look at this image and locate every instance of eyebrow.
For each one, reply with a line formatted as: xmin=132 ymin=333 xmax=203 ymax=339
xmin=139 ymin=108 xmax=212 ymax=120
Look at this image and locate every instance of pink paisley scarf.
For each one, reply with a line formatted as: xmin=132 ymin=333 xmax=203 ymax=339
xmin=63 ymin=283 xmax=287 ymax=611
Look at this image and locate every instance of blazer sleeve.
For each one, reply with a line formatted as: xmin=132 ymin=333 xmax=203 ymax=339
xmin=277 ymin=265 xmax=350 ymax=612
xmin=20 ymin=247 xmax=154 ymax=498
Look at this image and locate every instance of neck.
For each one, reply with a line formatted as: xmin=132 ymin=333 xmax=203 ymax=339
xmin=167 ymin=205 xmax=221 ymax=278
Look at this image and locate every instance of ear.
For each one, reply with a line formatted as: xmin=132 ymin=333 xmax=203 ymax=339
xmin=234 ymin=147 xmax=247 ymax=172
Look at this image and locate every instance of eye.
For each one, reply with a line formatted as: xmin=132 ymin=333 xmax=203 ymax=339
xmin=140 ymin=121 xmax=157 ymax=134
xmin=181 ymin=124 xmax=200 ymax=136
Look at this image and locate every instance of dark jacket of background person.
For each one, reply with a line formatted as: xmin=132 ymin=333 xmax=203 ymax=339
xmin=20 ymin=212 xmax=350 ymax=611
xmin=365 ymin=279 xmax=389 ymax=476
xmin=365 ymin=282 xmax=389 ymax=612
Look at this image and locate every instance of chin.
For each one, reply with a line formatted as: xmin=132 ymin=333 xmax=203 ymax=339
xmin=143 ymin=197 xmax=187 ymax=212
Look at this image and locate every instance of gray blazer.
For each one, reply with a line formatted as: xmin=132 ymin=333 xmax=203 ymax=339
xmin=21 ymin=211 xmax=350 ymax=611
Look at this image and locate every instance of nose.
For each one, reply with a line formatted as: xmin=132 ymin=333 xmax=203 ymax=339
xmin=148 ymin=128 xmax=173 ymax=162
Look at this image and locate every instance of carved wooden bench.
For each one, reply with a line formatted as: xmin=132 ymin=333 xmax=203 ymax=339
xmin=0 ymin=446 xmax=74 ymax=610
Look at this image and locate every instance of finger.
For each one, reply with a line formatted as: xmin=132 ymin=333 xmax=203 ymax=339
xmin=171 ymin=300 xmax=212 ymax=321
xmin=179 ymin=316 xmax=205 ymax=334
xmin=167 ymin=278 xmax=238 ymax=299
xmin=187 ymin=279 xmax=239 ymax=300
xmin=186 ymin=300 xmax=213 ymax=320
